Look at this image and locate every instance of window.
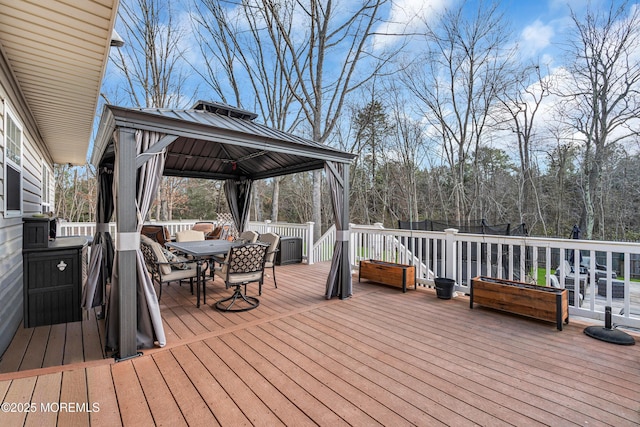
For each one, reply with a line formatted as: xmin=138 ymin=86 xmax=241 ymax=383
xmin=4 ymin=106 xmax=22 ymax=217
xmin=42 ymin=163 xmax=52 ymax=213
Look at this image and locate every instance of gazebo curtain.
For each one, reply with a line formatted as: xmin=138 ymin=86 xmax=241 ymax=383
xmin=324 ymin=161 xmax=352 ymax=299
xmin=224 ymin=177 xmax=253 ymax=233
xmin=105 ymin=130 xmax=167 ymax=351
xmin=82 ymin=165 xmax=114 ymax=311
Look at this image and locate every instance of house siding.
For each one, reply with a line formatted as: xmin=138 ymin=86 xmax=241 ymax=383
xmin=0 ymin=49 xmax=55 ymax=358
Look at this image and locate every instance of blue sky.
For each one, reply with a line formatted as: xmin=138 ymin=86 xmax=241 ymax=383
xmin=373 ymin=0 xmax=626 ymax=66
xmin=104 ymin=0 xmax=632 ymax=107
xmin=101 ymin=0 xmax=637 ymax=151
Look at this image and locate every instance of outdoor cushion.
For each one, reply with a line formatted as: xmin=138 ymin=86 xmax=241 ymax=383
xmin=141 ymin=235 xmax=172 ymax=275
xmin=176 ymin=229 xmax=205 ymax=242
xmin=161 ymin=247 xmax=189 ymax=269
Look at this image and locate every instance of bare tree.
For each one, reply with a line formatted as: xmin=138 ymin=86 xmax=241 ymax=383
xmin=497 ymin=64 xmax=552 ymax=231
xmin=559 ymin=1 xmax=640 ymax=239
xmin=191 ymin=0 xmax=306 ymax=222
xmin=193 ymin=0 xmax=399 ymax=239
xmin=112 ymin=0 xmax=192 ymax=108
xmin=108 ymin=0 xmax=197 ymax=220
xmin=403 ymin=0 xmax=514 ymax=224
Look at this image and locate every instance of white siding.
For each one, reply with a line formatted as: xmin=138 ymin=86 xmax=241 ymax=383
xmin=0 ymin=50 xmax=54 ymax=356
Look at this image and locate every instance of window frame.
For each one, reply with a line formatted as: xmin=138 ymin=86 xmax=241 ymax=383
xmin=41 ymin=162 xmax=52 ymax=213
xmin=4 ymin=105 xmax=23 ymax=218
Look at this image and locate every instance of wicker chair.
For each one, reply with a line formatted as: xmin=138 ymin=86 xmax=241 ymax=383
xmin=175 ymin=229 xmax=205 ymax=242
xmin=140 ymin=235 xmax=207 ymax=300
xmin=192 ymin=221 xmax=216 ymax=239
xmin=141 ymin=225 xmax=171 ymax=246
xmin=213 ymin=243 xmax=268 ymax=311
xmin=239 ymin=230 xmax=259 ymax=243
xmin=258 ymin=232 xmax=280 ymax=289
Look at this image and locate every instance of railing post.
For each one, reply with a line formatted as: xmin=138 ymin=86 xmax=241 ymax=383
xmin=306 ymin=222 xmax=314 ymax=264
xmin=373 ymin=223 xmax=384 ymax=261
xmin=264 ymin=219 xmax=272 ymax=234
xmin=444 ymin=228 xmax=458 ymax=281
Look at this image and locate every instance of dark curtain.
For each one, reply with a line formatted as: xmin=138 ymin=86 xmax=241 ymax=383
xmin=82 ymin=165 xmax=114 ymax=311
xmin=324 ymin=161 xmax=351 ymax=299
xmin=224 ymin=177 xmax=253 ymax=233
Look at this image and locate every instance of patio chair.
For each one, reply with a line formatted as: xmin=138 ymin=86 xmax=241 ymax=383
xmin=209 ymin=225 xmax=224 ymax=239
xmin=554 ymin=260 xmax=587 ymax=295
xmin=191 ymin=221 xmax=216 ymax=239
xmin=549 ymin=270 xmax=583 ymax=307
xmin=258 ymin=232 xmax=280 ymax=289
xmin=212 ymin=230 xmax=259 ymax=266
xmin=239 ymin=230 xmax=259 ymax=243
xmin=213 ymin=243 xmax=269 ymax=311
xmin=140 ymin=235 xmax=207 ymax=300
xmin=141 ymin=225 xmax=171 ymax=246
xmin=175 ymin=229 xmax=205 ymax=242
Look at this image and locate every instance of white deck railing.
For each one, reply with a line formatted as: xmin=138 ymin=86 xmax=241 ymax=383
xmin=59 ymin=220 xmax=640 ymax=328
xmin=58 ymin=219 xmax=315 ymax=264
xmin=347 ymin=224 xmax=640 ymax=329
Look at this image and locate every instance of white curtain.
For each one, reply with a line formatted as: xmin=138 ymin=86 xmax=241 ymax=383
xmin=105 ymin=130 xmax=167 ymax=350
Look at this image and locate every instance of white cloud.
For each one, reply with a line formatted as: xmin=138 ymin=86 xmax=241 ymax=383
xmin=372 ymin=0 xmax=450 ymax=50
xmin=520 ymin=20 xmax=555 ymax=57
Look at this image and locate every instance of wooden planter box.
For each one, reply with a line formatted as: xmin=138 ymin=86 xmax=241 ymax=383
xmin=470 ymin=276 xmax=569 ymax=330
xmin=359 ymin=259 xmax=416 ymax=293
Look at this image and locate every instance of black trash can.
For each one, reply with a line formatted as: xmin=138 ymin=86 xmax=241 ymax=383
xmin=434 ymin=277 xmax=455 ymax=299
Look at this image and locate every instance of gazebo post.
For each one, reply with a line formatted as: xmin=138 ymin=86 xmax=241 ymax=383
xmin=116 ymin=127 xmax=138 ymax=359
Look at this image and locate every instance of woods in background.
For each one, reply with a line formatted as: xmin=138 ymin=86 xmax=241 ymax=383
xmin=58 ymin=0 xmax=640 ymax=242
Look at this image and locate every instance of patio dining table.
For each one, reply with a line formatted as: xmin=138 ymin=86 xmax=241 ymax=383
xmin=166 ymin=239 xmax=240 ymax=308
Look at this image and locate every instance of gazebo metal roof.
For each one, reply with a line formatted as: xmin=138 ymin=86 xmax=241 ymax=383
xmin=91 ymin=101 xmax=355 ymax=178
xmin=90 ymin=100 xmax=354 ymax=360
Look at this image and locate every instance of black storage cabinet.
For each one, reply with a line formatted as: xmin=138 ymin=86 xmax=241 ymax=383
xmin=23 ymin=237 xmax=88 ymax=328
xmin=23 ymin=216 xmax=56 ymax=249
xmin=276 ymin=236 xmax=303 ymax=265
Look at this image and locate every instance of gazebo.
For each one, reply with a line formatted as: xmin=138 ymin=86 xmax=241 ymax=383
xmin=88 ymin=101 xmax=355 ymax=361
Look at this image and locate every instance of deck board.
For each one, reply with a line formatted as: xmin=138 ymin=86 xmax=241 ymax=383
xmin=0 ymin=262 xmax=638 ymax=426
xmin=171 ymin=344 xmax=249 ymax=427
xmin=152 ymin=349 xmax=217 ymax=426
xmin=61 ymin=322 xmax=85 ymax=366
xmin=134 ymin=354 xmax=188 ymax=427
xmin=18 ymin=327 xmax=49 ymax=371
xmin=24 ymin=372 xmax=61 ymax=426
xmin=57 ymin=369 xmax=90 ymax=426
xmin=0 ymin=327 xmax=32 ymax=372
xmin=42 ymin=324 xmax=66 ymax=368
xmin=86 ymin=364 xmax=121 ymax=427
xmin=111 ymin=361 xmax=155 ymax=426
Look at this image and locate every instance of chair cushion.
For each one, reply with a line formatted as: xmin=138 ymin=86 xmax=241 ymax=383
xmin=239 ymin=230 xmax=259 ymax=243
xmin=258 ymin=232 xmax=280 ymax=264
xmin=210 ymin=226 xmax=223 ymax=239
xmin=161 ymin=266 xmax=199 ymax=282
xmin=214 ymin=268 xmax=263 ymax=284
xmin=162 ymin=247 xmax=189 ymax=269
xmin=192 ymin=222 xmax=214 ymax=233
xmin=176 ymin=229 xmax=205 ymax=242
xmin=146 ymin=239 xmax=172 ymax=275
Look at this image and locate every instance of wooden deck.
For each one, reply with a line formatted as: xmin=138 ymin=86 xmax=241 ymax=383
xmin=1 ymin=262 xmax=638 ymax=426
